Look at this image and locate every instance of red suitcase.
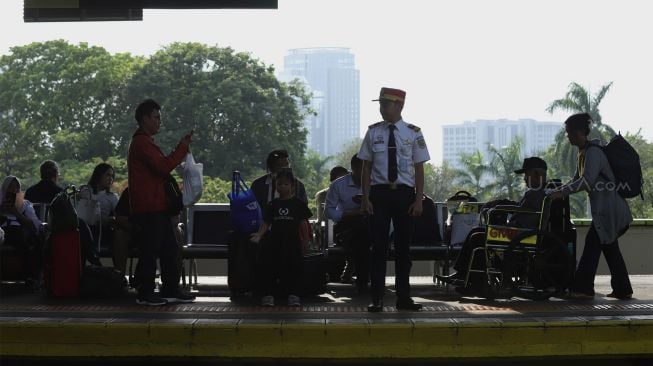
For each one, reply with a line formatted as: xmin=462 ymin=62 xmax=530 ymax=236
xmin=46 ymin=229 xmax=81 ymax=297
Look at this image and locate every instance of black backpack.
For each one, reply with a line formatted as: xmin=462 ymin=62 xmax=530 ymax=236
xmin=588 ymin=134 xmax=643 ymax=199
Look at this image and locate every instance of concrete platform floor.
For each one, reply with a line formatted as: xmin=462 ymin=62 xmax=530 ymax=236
xmin=1 ymin=275 xmax=652 ymax=362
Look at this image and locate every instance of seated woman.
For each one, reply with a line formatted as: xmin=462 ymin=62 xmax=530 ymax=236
xmin=84 ymin=163 xmax=120 ymax=264
xmin=0 ymin=176 xmax=43 ymax=282
xmin=437 ymin=157 xmax=549 ymax=291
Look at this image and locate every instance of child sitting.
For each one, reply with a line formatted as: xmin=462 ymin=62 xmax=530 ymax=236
xmin=250 ymin=168 xmax=312 ymax=307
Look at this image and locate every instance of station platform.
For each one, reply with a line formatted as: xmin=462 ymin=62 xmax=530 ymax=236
xmin=1 ymin=275 xmax=652 ymax=363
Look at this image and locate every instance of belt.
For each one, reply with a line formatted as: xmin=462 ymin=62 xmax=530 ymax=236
xmin=373 ymin=183 xmax=413 ymax=190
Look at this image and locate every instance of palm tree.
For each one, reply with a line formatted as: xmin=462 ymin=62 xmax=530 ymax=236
xmin=546 ymin=82 xmax=616 ymax=175
xmin=454 ymin=150 xmax=490 ymax=199
xmin=486 ymin=137 xmax=524 ymax=201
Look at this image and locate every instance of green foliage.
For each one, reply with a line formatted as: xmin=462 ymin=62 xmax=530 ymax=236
xmin=454 ymin=150 xmax=491 ymax=199
xmin=113 ymin=42 xmax=312 ymax=180
xmin=485 ymin=137 xmax=525 ymax=202
xmin=545 ymin=82 xmax=616 ymax=175
xmin=426 ymin=161 xmax=459 ymax=201
xmin=200 ymin=176 xmax=231 ymax=204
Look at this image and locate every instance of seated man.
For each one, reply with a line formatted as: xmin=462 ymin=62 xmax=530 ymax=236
xmin=315 ymin=166 xmax=348 ymax=224
xmin=24 ymin=160 xmax=63 ymax=205
xmin=252 ymin=149 xmax=308 ymax=209
xmin=437 ymin=157 xmax=548 ymax=290
xmin=325 ymin=154 xmax=370 ymax=291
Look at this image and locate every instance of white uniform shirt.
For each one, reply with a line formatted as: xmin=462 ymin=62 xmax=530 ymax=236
xmin=325 ymin=174 xmax=362 ymax=223
xmin=358 ymin=119 xmax=430 ymax=187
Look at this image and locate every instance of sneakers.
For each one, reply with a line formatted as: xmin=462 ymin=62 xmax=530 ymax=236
xmin=261 ymin=295 xmax=275 ymax=307
xmin=396 ymin=298 xmax=423 ymax=311
xmin=606 ymin=292 xmax=633 ymax=300
xmin=136 ymin=293 xmax=168 ymax=306
xmin=436 ymin=272 xmax=465 ymax=285
xmin=288 ymin=295 xmax=301 ymax=307
xmin=161 ymin=290 xmax=196 ymax=304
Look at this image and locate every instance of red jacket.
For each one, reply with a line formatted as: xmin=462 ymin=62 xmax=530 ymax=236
xmin=127 ymin=130 xmax=189 ymax=215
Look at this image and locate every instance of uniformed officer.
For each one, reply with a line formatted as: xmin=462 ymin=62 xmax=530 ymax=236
xmin=358 ymin=87 xmax=430 ymax=312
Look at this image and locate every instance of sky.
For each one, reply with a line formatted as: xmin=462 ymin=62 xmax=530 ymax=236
xmin=1 ymin=0 xmax=652 ymax=164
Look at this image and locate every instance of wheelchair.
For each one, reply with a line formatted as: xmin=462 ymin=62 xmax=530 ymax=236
xmin=464 ymin=181 xmax=576 ymax=300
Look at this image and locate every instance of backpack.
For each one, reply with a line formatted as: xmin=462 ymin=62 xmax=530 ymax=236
xmin=48 ymin=186 xmax=79 ymax=233
xmin=588 ymin=134 xmax=643 ymax=199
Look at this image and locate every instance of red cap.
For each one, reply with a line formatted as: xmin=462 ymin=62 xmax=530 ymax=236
xmin=372 ymin=87 xmax=406 ymax=103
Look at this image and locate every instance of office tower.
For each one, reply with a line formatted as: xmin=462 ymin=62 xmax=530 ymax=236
xmin=442 ymin=119 xmax=561 ymax=170
xmin=281 ymin=47 xmax=360 ymax=157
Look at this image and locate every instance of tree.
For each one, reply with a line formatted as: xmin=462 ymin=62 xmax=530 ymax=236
xmin=426 ymin=161 xmax=458 ymax=202
xmin=331 ymin=138 xmax=363 ymax=169
xmin=0 ymin=40 xmax=144 ymax=165
xmin=454 ymin=150 xmax=491 ymax=199
xmin=113 ymin=42 xmax=313 ymax=180
xmin=546 ymin=82 xmax=616 ymax=175
xmin=485 ymin=137 xmax=524 ymax=201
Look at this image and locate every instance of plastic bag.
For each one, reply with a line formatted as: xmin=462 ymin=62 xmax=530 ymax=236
xmin=75 ymin=186 xmax=101 ymax=226
xmin=227 ymin=171 xmax=263 ymax=234
xmin=182 ymin=152 xmax=203 ymax=206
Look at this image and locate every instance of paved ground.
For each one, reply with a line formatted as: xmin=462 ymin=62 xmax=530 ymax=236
xmin=1 ymin=275 xmax=651 ymax=363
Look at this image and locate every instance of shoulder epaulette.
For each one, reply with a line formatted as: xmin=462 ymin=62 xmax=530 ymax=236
xmin=407 ymin=124 xmax=421 ymax=132
xmin=368 ymin=122 xmax=383 ymax=128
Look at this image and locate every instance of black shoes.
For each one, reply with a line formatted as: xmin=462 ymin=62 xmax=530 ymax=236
xmin=136 ymin=293 xmax=167 ymax=306
xmin=367 ymin=300 xmax=383 ymax=313
xmin=436 ymin=272 xmax=465 ymax=285
xmin=160 ymin=290 xmax=196 ymax=304
xmin=606 ymin=292 xmax=633 ymax=300
xmin=396 ymin=298 xmax=422 ymax=311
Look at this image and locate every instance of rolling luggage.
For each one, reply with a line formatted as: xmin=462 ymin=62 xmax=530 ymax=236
xmin=300 ymin=250 xmax=328 ymax=296
xmin=227 ymin=231 xmax=258 ymax=296
xmin=46 ymin=229 xmax=81 ymax=297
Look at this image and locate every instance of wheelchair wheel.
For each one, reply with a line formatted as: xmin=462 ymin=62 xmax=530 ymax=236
xmin=505 ymin=230 xmax=569 ymax=301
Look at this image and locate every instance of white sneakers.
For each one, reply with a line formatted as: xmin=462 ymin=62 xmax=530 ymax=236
xmin=288 ymin=294 xmax=301 ymax=307
xmin=261 ymin=295 xmax=275 ymax=307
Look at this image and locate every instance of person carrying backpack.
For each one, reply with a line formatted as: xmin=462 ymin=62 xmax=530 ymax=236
xmin=548 ymin=113 xmax=633 ymax=300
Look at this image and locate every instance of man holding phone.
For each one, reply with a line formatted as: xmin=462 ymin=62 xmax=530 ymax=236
xmin=128 ymin=99 xmax=194 ymax=306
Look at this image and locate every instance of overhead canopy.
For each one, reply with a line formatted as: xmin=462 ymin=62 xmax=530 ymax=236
xmin=24 ymin=0 xmax=278 ymax=22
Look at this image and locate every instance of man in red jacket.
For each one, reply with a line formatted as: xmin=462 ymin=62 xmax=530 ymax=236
xmin=128 ymin=99 xmax=195 ymax=306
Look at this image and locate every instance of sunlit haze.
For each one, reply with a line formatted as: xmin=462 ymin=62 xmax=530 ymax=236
xmin=1 ymin=0 xmax=651 ymax=163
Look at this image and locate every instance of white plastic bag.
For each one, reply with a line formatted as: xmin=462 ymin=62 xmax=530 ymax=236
xmin=75 ymin=185 xmax=101 ymax=226
xmin=182 ymin=152 xmax=203 ymax=206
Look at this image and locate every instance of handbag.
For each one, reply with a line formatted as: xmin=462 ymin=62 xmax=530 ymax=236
xmin=227 ymin=171 xmax=263 ymax=234
xmin=164 ymin=174 xmax=184 ymax=215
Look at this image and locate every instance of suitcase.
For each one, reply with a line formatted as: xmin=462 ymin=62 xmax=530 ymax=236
xmin=227 ymin=231 xmax=258 ymax=296
xmin=300 ymin=250 xmax=328 ymax=296
xmin=45 ymin=229 xmax=81 ymax=297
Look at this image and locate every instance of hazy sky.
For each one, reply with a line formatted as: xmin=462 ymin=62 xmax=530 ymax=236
xmin=1 ymin=0 xmax=652 ymax=163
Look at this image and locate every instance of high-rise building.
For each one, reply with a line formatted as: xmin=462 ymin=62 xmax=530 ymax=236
xmin=280 ymin=48 xmax=360 ymax=157
xmin=442 ymin=119 xmax=561 ymax=170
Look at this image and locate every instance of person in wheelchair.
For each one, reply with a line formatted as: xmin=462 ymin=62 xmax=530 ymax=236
xmin=437 ymin=157 xmax=549 ymax=291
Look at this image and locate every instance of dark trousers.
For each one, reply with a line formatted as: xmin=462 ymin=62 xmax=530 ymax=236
xmin=256 ymin=235 xmax=303 ymax=297
xmin=453 ymin=227 xmax=486 ymax=276
xmin=132 ymin=212 xmax=179 ymax=295
xmin=572 ymin=224 xmax=632 ymax=296
xmin=334 ymin=217 xmax=371 ymax=286
xmin=369 ymin=185 xmax=415 ymax=301
xmin=1 ymin=225 xmax=43 ymax=279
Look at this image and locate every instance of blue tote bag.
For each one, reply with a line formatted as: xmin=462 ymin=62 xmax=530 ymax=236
xmin=227 ymin=171 xmax=263 ymax=234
